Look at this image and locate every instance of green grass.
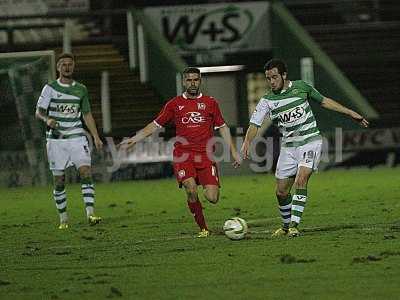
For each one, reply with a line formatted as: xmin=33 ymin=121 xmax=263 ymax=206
xmin=0 ymin=168 xmax=399 ymax=299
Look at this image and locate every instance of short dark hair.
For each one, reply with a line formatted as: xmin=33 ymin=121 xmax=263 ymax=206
xmin=57 ymin=53 xmax=74 ymax=63
xmin=264 ymin=59 xmax=288 ymax=75
xmin=183 ymin=67 xmax=201 ymax=77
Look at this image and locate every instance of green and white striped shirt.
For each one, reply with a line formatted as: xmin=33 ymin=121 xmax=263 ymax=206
xmin=250 ymin=80 xmax=324 ymax=147
xmin=36 ymin=79 xmax=91 ymax=139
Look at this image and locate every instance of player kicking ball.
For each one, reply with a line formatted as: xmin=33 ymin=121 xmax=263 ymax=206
xmin=120 ymin=67 xmax=241 ymax=238
xmin=241 ymin=59 xmax=369 ymax=237
xmin=36 ymin=53 xmax=103 ymax=229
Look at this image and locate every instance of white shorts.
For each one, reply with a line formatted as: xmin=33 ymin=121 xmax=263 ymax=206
xmin=46 ymin=136 xmax=91 ymax=175
xmin=275 ymin=139 xmax=322 ymax=179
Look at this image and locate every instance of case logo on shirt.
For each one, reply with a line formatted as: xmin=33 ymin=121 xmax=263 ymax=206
xmin=182 ymin=112 xmax=205 ymax=124
xmin=277 ymin=106 xmax=305 ymax=124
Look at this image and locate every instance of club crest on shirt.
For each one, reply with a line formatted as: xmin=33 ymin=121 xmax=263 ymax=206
xmin=197 ymin=103 xmax=206 ymax=110
xmin=178 ymin=170 xmax=186 ymax=178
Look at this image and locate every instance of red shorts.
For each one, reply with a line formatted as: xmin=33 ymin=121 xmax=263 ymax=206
xmin=173 ymin=150 xmax=220 ymax=188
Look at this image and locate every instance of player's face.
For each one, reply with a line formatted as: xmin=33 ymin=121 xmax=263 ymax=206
xmin=57 ymin=58 xmax=75 ymax=79
xmin=265 ymin=67 xmax=286 ymax=93
xmin=183 ymin=73 xmax=201 ymax=96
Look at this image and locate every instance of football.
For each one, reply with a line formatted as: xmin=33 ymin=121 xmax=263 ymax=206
xmin=223 ymin=217 xmax=248 ymax=240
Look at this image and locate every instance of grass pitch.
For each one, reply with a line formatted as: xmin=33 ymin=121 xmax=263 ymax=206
xmin=0 ymin=168 xmax=399 ymax=299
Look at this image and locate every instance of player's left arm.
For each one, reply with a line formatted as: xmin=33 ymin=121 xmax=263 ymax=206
xmin=306 ymin=81 xmax=369 ymax=128
xmin=81 ymin=87 xmax=103 ymax=150
xmin=218 ymin=125 xmax=241 ymax=168
xmin=320 ymin=97 xmax=369 ymax=128
xmin=83 ymin=112 xmax=103 ymax=150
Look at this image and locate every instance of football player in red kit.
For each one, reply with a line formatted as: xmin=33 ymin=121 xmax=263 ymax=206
xmin=120 ymin=67 xmax=241 ymax=237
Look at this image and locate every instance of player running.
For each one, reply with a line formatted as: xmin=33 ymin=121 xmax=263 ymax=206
xmin=241 ymin=59 xmax=369 ymax=237
xmin=35 ymin=53 xmax=103 ymax=229
xmin=121 ymin=67 xmax=241 ymax=238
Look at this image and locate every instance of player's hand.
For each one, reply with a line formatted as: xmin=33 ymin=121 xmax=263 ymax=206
xmin=231 ymin=151 xmax=242 ymax=169
xmin=93 ymin=136 xmax=103 ymax=151
xmin=46 ymin=118 xmax=58 ymax=129
xmin=240 ymin=141 xmax=250 ymax=160
xmin=118 ymin=137 xmax=136 ymax=151
xmin=349 ymin=111 xmax=369 ymax=128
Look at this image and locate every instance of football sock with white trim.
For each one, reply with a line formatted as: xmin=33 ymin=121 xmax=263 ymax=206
xmin=81 ymin=177 xmax=95 ymax=217
xmin=290 ymin=189 xmax=307 ymax=227
xmin=53 ymin=187 xmax=67 ymax=223
xmin=277 ymin=193 xmax=292 ymax=230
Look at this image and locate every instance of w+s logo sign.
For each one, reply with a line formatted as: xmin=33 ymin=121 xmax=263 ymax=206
xmin=162 ymin=6 xmax=253 ymax=50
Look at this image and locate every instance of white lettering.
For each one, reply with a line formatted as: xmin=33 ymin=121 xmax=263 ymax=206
xmin=181 ymin=112 xmax=206 ymax=124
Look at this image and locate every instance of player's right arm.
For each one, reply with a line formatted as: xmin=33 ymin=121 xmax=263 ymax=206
xmin=120 ymin=122 xmax=159 ymax=150
xmin=35 ymin=84 xmax=58 ymax=129
xmin=120 ymin=99 xmax=175 ymax=150
xmin=241 ymin=98 xmax=270 ymax=159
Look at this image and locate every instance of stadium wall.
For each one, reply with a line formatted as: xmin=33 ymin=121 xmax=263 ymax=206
xmin=128 ymin=8 xmax=187 ymax=101
xmin=271 ymin=2 xmax=379 ymax=132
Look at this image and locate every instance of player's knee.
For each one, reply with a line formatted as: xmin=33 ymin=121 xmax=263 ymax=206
xmin=78 ymin=165 xmax=91 ymax=178
xmin=276 ymin=189 xmax=289 ymax=200
xmin=53 ymin=176 xmax=65 ymax=191
xmin=205 ymin=192 xmax=219 ymax=204
xmin=294 ymin=177 xmax=308 ymax=188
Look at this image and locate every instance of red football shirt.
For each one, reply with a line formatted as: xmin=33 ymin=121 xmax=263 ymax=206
xmin=154 ymin=93 xmax=226 ymax=152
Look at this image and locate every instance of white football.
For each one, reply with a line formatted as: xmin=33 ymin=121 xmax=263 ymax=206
xmin=223 ymin=217 xmax=248 ymax=240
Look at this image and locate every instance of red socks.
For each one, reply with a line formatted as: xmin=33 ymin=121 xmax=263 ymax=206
xmin=188 ymin=200 xmax=208 ymax=230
